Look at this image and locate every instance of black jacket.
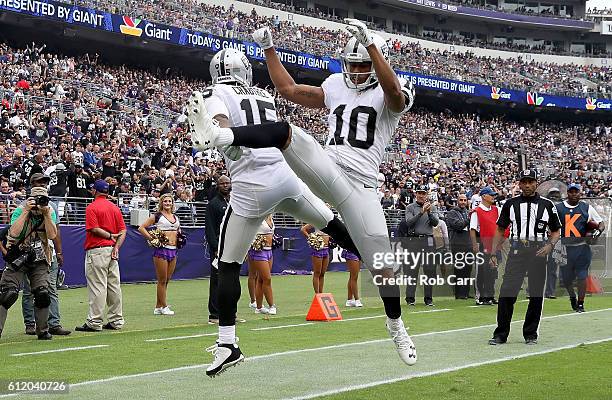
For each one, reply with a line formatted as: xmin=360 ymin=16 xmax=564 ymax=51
xmin=446 ymin=206 xmax=470 ymax=242
xmin=204 ymin=192 xmax=228 ymax=255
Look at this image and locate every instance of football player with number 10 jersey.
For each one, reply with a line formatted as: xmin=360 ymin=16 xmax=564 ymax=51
xmin=189 ymin=48 xmax=361 ymax=377
xmin=187 ymin=19 xmax=417 ymax=372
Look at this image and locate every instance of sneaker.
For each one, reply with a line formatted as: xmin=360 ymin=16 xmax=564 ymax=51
xmin=153 ymin=307 xmax=163 ymax=315
xmin=249 ymin=301 xmax=257 ymax=309
xmin=187 ymin=92 xmax=223 ymax=151
xmin=406 ymin=297 xmax=416 ymax=306
xmin=255 ymin=306 xmax=269 ymax=314
xmin=385 ymin=318 xmax=417 ymax=366
xmin=160 ymin=306 xmax=175 ymax=315
xmin=475 ymin=298 xmax=486 ymax=305
xmin=25 ymin=325 xmax=36 ymax=335
xmin=205 ymin=340 xmax=245 ymax=377
xmin=525 ymin=338 xmax=538 ymax=345
xmin=488 ymin=337 xmax=506 ymax=345
xmin=345 ymin=299 xmax=356 ymax=307
xmin=424 ymin=298 xmax=435 ymax=307
xmin=354 ymin=299 xmax=363 ymax=307
xmin=491 ymin=298 xmax=498 ymax=305
xmin=484 ymin=298 xmax=494 ymax=306
xmin=576 ymin=304 xmax=585 ymax=313
xmin=268 ymin=305 xmax=277 ymax=315
xmin=570 ymin=297 xmax=578 ymax=311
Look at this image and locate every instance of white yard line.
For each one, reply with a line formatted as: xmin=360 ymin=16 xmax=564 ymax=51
xmin=11 ymin=345 xmax=109 ymax=357
xmin=282 ymin=336 xmax=612 ymax=400
xmin=145 ymin=333 xmax=218 ymax=342
xmin=55 ymin=308 xmax=611 ymax=386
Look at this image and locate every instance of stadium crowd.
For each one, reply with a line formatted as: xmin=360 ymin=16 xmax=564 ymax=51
xmin=71 ymin=0 xmax=611 ymax=98
xmin=0 ymin=39 xmax=609 ymax=226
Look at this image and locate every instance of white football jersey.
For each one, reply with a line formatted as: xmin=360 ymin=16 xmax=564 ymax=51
xmin=322 ymin=74 xmax=410 ymax=187
xmin=203 ymin=84 xmax=286 ymax=187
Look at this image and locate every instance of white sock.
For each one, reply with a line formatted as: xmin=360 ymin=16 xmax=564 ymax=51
xmin=218 ymin=325 xmax=236 ymax=345
xmin=216 ymin=128 xmax=234 ymax=147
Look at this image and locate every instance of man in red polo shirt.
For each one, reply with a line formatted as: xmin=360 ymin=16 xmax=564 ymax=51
xmin=76 ymin=180 xmax=126 ymax=332
xmin=470 ymin=187 xmax=506 ymax=305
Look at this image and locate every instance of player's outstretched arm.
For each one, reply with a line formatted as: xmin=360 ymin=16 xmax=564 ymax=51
xmin=345 ymin=19 xmax=405 ymax=113
xmin=253 ymin=27 xmax=325 ymax=109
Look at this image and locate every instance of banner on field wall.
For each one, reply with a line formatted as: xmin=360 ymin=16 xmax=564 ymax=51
xmin=0 ymin=0 xmax=608 ymax=111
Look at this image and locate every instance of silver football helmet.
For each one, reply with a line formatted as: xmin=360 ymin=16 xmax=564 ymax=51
xmin=341 ymin=33 xmax=389 ymax=91
xmin=209 ymin=48 xmax=252 ymax=86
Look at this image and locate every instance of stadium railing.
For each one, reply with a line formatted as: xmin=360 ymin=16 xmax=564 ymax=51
xmin=0 ymin=194 xmax=422 ymax=230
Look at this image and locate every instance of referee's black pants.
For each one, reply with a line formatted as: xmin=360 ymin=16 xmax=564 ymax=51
xmin=493 ymin=246 xmax=547 ymax=341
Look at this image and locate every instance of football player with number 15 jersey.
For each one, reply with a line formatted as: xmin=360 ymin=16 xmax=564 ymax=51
xmin=192 ymin=48 xmax=361 ymax=377
xmin=186 ymin=19 xmax=417 ymax=370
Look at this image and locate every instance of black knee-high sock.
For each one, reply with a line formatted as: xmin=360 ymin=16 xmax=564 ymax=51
xmin=380 ymin=285 xmax=402 ymax=319
xmin=230 ymin=121 xmax=290 ymax=149
xmin=321 ymin=217 xmax=361 ymax=259
xmin=217 ymin=261 xmax=242 ymax=326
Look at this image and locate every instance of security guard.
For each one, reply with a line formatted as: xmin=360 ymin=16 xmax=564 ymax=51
xmin=0 ymin=186 xmax=57 ymax=340
xmin=555 ymin=183 xmax=604 ymax=313
xmin=205 ymin=175 xmax=231 ymax=325
xmin=488 ymin=170 xmax=561 ymax=345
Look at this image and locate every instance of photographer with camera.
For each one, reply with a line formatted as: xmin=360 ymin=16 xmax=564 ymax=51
xmin=21 ymin=173 xmax=71 ymax=336
xmin=0 ymin=185 xmax=57 ymax=340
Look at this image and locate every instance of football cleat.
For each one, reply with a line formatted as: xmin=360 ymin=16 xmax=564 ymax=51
xmin=386 ymin=317 xmax=417 ymax=366
xmin=206 ymin=339 xmax=245 ymax=377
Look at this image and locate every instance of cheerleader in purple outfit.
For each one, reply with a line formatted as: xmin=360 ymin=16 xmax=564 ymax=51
xmin=247 ymin=215 xmax=276 ymax=315
xmin=301 ymin=223 xmax=330 ymax=293
xmin=138 ymin=193 xmax=180 ymax=316
xmin=342 ymin=249 xmax=363 ymax=307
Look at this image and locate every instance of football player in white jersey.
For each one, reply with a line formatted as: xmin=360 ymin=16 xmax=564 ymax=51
xmin=186 ymin=19 xmax=417 ymax=368
xmin=193 ymin=48 xmax=361 ymax=377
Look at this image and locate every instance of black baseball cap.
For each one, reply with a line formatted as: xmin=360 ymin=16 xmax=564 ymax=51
xmin=416 ymin=184 xmax=429 ymax=193
xmin=518 ymin=169 xmax=538 ymax=181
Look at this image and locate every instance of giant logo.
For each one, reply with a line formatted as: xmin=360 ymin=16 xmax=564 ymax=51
xmin=527 ymin=92 xmax=543 ymax=106
xmin=120 ymin=16 xmax=143 ymax=37
xmin=491 ymin=87 xmax=511 ymax=100
xmin=585 ymin=98 xmax=597 ymax=110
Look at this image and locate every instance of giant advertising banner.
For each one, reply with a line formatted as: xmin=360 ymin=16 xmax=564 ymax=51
xmin=0 ymin=0 xmax=608 ymax=111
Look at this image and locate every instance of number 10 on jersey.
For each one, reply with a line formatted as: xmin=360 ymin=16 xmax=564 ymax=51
xmin=331 ymin=105 xmax=377 ymax=149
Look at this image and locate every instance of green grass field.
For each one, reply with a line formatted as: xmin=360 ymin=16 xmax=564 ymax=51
xmin=0 ymin=272 xmax=610 ymax=399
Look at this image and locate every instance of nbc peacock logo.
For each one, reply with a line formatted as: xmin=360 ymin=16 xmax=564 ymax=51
xmin=120 ymin=16 xmax=143 ymax=37
xmin=527 ymin=92 xmax=543 ymax=106
xmin=585 ymin=98 xmax=597 ymax=111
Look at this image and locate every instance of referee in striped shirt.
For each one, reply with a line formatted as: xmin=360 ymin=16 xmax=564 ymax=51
xmin=488 ymin=169 xmax=561 ymax=345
